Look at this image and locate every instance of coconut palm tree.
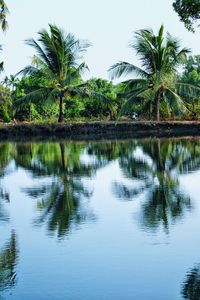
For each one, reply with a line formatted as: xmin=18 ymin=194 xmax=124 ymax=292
xmin=0 ymin=0 xmax=8 ymax=32
xmin=109 ymin=25 xmax=200 ymax=121
xmin=15 ymin=24 xmax=93 ymax=123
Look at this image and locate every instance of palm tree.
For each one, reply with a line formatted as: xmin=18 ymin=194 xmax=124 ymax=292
xmin=3 ymin=75 xmax=19 ymax=92
xmin=15 ymin=24 xmax=91 ymax=122
xmin=109 ymin=25 xmax=200 ymax=121
xmin=0 ymin=0 xmax=8 ymax=32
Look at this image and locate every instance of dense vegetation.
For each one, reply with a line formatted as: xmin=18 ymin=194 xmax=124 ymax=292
xmin=0 ymin=1 xmax=200 ymax=123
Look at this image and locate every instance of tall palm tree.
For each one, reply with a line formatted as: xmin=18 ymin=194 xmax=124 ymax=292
xmin=15 ymin=24 xmax=91 ymax=122
xmin=0 ymin=0 xmax=8 ymax=32
xmin=109 ymin=25 xmax=200 ymax=121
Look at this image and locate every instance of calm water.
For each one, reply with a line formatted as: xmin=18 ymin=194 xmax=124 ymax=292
xmin=0 ymin=138 xmax=200 ymax=299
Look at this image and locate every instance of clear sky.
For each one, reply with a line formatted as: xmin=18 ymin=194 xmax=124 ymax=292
xmin=1 ymin=0 xmax=200 ymax=80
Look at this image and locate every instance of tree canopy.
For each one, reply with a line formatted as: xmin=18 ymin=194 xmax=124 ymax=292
xmin=173 ymin=0 xmax=200 ymax=31
xmin=109 ymin=25 xmax=200 ymax=121
xmin=0 ymin=0 xmax=8 ymax=32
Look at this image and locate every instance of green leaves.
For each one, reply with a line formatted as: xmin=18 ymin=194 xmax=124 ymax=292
xmin=0 ymin=0 xmax=8 ymax=32
xmin=173 ymin=0 xmax=200 ymax=32
xmin=109 ymin=62 xmax=148 ymax=80
xmin=17 ymin=24 xmax=90 ymax=122
xmin=110 ymin=25 xmax=194 ymax=120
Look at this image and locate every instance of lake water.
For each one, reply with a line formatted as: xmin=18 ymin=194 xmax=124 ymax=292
xmin=0 ymin=138 xmax=200 ymax=299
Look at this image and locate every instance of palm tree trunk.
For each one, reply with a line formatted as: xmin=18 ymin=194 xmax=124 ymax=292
xmin=154 ymin=88 xmax=162 ymax=121
xmin=149 ymin=103 xmax=152 ymax=120
xmin=29 ymin=104 xmax=32 ymax=122
xmin=58 ymin=95 xmax=64 ymax=123
xmin=155 ymin=93 xmax=160 ymax=122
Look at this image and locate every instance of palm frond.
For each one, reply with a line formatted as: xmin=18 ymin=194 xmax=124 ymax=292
xmin=16 ymin=65 xmax=46 ymax=78
xmin=0 ymin=0 xmax=9 ymax=32
xmin=120 ymin=78 xmax=148 ymax=91
xmin=13 ymin=87 xmax=54 ymax=109
xmin=109 ymin=62 xmax=148 ymax=80
xmin=164 ymin=88 xmax=187 ymax=115
xmin=176 ymin=82 xmax=200 ymax=99
xmin=117 ymin=87 xmax=149 ymax=118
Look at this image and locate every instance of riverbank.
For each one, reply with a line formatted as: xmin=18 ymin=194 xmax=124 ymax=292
xmin=1 ymin=121 xmax=200 ymax=141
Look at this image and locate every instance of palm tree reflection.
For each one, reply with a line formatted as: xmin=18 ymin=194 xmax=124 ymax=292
xmin=0 ymin=143 xmax=12 ymax=223
xmin=113 ymin=139 xmax=198 ymax=232
xmin=0 ymin=232 xmax=18 ymax=292
xmin=14 ymin=142 xmax=106 ymax=238
xmin=182 ymin=264 xmax=200 ymax=299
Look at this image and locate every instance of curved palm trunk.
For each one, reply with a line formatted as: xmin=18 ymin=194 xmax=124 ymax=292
xmin=58 ymin=95 xmax=64 ymax=123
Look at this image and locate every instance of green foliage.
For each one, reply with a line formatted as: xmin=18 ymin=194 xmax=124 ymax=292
xmin=15 ymin=24 xmax=91 ymax=123
xmin=13 ymin=75 xmax=58 ymax=121
xmin=82 ymin=78 xmax=117 ymax=119
xmin=173 ymin=0 xmax=200 ymax=32
xmin=65 ymin=98 xmax=85 ymax=119
xmin=2 ymin=23 xmax=200 ymax=123
xmin=0 ymin=0 xmax=8 ymax=32
xmin=179 ymin=55 xmax=200 ymax=117
xmin=109 ymin=25 xmax=200 ymax=121
xmin=0 ymin=85 xmax=12 ymax=122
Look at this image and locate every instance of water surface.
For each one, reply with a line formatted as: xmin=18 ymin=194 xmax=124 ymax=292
xmin=0 ymin=138 xmax=200 ymax=299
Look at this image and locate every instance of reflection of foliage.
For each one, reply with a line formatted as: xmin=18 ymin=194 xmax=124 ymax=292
xmin=34 ymin=181 xmax=93 ymax=236
xmin=16 ymin=141 xmax=136 ymax=237
xmin=86 ymin=140 xmax=135 ymax=164
xmin=0 ymin=232 xmax=18 ymax=292
xmin=113 ymin=139 xmax=196 ymax=232
xmin=182 ymin=264 xmax=200 ymax=299
xmin=26 ymin=179 xmax=93 ymax=238
xmin=14 ymin=142 xmax=105 ymax=238
xmin=0 ymin=143 xmax=11 ymax=222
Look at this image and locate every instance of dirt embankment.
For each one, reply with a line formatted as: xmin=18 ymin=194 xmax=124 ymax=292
xmin=1 ymin=121 xmax=200 ymax=141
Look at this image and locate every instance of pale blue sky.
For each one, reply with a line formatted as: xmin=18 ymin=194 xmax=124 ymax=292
xmin=1 ymin=0 xmax=200 ymax=79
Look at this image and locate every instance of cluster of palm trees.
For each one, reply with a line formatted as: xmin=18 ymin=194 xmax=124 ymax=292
xmin=11 ymin=24 xmax=200 ymax=122
xmin=1 ymin=1 xmax=200 ymax=122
